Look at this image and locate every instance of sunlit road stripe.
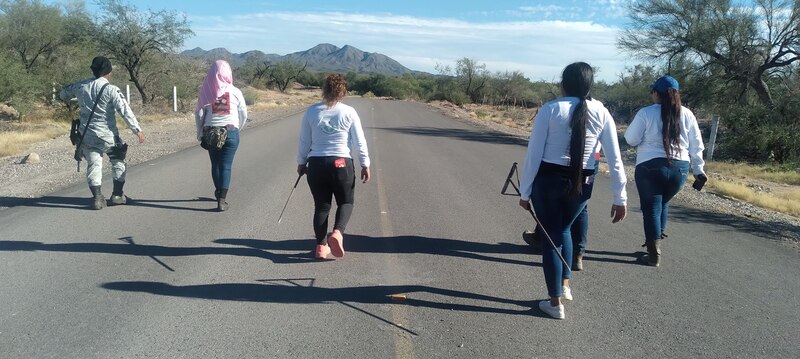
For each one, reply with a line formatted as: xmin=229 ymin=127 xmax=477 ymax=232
xmin=369 ymin=105 xmax=416 ymax=359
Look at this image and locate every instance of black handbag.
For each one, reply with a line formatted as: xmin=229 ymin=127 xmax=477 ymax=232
xmin=201 ymin=126 xmax=227 ymax=150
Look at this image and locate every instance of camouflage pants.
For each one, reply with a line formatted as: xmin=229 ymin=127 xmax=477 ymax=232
xmin=82 ymin=141 xmax=126 ymax=187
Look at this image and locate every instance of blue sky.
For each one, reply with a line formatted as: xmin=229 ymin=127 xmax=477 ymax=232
xmin=73 ymin=0 xmax=637 ymax=82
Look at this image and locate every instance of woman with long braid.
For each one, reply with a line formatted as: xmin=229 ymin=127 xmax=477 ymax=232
xmin=625 ymin=76 xmax=707 ymax=267
xmin=519 ymin=62 xmax=628 ymax=319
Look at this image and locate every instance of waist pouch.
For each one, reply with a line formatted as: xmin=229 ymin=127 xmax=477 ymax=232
xmin=108 ymin=142 xmax=129 ymax=160
xmin=70 ymin=119 xmax=81 ymax=145
xmin=201 ymin=126 xmax=228 ymax=150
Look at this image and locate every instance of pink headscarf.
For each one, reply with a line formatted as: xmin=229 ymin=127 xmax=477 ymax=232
xmin=196 ymin=60 xmax=233 ymax=112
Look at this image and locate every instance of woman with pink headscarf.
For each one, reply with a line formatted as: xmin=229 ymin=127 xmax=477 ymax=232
xmin=195 ymin=60 xmax=248 ymax=211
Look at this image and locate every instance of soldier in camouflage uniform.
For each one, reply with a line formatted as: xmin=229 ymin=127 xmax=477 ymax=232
xmin=60 ymin=57 xmax=145 ymax=210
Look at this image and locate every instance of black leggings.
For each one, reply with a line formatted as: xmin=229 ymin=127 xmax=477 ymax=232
xmin=306 ymin=156 xmax=356 ymax=244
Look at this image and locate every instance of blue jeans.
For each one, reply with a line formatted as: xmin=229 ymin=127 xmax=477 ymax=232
xmin=571 ymin=204 xmax=588 ymax=255
xmin=571 ymin=161 xmax=598 ymax=255
xmin=532 ymin=171 xmax=592 ymax=298
xmin=634 ymin=158 xmax=689 ymax=241
xmin=208 ymin=128 xmax=240 ymax=190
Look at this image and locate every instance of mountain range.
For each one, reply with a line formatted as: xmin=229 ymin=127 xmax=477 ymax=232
xmin=181 ymin=44 xmax=413 ymax=76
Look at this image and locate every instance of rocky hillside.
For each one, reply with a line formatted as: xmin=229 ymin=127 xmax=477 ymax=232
xmin=181 ymin=43 xmax=413 ymax=76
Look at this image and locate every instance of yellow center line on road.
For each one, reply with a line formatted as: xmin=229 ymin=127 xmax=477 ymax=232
xmin=369 ymin=105 xmax=415 ymax=359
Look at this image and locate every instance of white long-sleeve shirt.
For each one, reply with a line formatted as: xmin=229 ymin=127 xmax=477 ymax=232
xmin=624 ymin=104 xmax=705 ymax=175
xmin=194 ymin=85 xmax=248 ymax=141
xmin=520 ymin=97 xmax=627 ymax=206
xmin=297 ymin=102 xmax=370 ymax=168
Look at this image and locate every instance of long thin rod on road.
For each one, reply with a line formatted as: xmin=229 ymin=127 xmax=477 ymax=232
xmin=527 ymin=207 xmax=571 ymax=272
xmin=277 ymin=173 xmax=303 ymax=223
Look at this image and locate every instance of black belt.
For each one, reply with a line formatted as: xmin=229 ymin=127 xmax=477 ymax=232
xmin=538 ymin=161 xmax=595 ymax=177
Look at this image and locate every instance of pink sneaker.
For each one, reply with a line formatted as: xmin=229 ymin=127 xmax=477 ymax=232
xmin=328 ymin=230 xmax=345 ymax=258
xmin=315 ymin=244 xmax=331 ymax=260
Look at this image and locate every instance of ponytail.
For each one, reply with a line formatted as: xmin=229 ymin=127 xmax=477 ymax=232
xmin=659 ymin=89 xmax=682 ymax=162
xmin=569 ymin=98 xmax=588 ymax=195
xmin=561 ymin=62 xmax=594 ymax=196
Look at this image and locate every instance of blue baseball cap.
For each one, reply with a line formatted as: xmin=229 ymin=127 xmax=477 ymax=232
xmin=651 ymin=76 xmax=679 ymax=94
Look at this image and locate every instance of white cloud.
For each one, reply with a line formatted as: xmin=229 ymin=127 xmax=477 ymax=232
xmin=186 ymin=11 xmax=635 ymax=82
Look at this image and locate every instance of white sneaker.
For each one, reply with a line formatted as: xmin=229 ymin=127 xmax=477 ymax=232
xmin=562 ymin=286 xmax=573 ymax=301
xmin=538 ymin=300 xmax=565 ymax=319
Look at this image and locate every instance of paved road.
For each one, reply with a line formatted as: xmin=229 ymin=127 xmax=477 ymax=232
xmin=1 ymin=98 xmax=797 ymax=358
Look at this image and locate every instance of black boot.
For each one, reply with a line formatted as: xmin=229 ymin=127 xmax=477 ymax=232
xmin=110 ymin=180 xmax=127 ymax=205
xmin=573 ymin=253 xmax=584 ymax=271
xmin=640 ymin=240 xmax=661 ymax=267
xmin=89 ymin=186 xmax=105 ymax=210
xmin=217 ymin=189 xmax=229 ymax=212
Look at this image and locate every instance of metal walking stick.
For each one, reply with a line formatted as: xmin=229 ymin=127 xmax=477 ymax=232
xmin=525 ymin=205 xmax=571 ymax=272
xmin=505 ymin=162 xmax=571 ymax=272
xmin=278 ymin=173 xmax=304 ymax=224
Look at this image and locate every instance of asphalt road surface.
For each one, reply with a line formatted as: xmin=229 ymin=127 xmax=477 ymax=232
xmin=1 ymin=98 xmax=797 ymax=358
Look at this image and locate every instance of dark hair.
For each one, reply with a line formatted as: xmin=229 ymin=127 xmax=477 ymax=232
xmin=90 ymin=56 xmax=112 ymax=78
xmin=561 ymin=62 xmax=593 ymax=196
xmin=658 ymin=88 xmax=682 ymax=162
xmin=323 ymin=73 xmax=347 ymax=106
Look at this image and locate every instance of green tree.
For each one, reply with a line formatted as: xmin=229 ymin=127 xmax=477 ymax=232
xmin=0 ymin=0 xmax=65 ymax=72
xmin=431 ymin=63 xmax=469 ymax=105
xmin=266 ymin=60 xmax=307 ymax=93
xmin=492 ymin=70 xmax=534 ymax=107
xmin=455 ymin=57 xmax=488 ymax=103
xmin=619 ymin=0 xmax=800 ymax=106
xmin=236 ymin=58 xmax=272 ymax=87
xmin=600 ymin=64 xmax=657 ymax=123
xmin=94 ymin=0 xmax=193 ymax=104
xmin=295 ymin=69 xmax=322 ymax=87
xmin=0 ymin=51 xmax=34 ymax=110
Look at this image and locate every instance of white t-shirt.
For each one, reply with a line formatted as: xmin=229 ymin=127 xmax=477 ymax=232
xmin=624 ymin=104 xmax=705 ymax=175
xmin=297 ymin=102 xmax=370 ymax=168
xmin=520 ymin=97 xmax=627 ymax=206
xmin=194 ymin=86 xmax=248 ymax=141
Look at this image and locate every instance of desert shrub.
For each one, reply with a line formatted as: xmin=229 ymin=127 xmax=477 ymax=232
xmin=716 ymin=100 xmax=800 ymax=165
xmin=242 ymin=87 xmax=260 ymax=106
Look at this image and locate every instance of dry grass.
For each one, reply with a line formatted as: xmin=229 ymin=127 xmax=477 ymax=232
xmin=705 ymin=180 xmax=800 ymax=217
xmin=706 ymin=162 xmax=800 ymax=185
xmin=458 ymin=103 xmax=534 ymax=131
xmin=0 ymin=122 xmax=69 ymax=157
xmin=0 ymin=87 xmax=322 ymax=159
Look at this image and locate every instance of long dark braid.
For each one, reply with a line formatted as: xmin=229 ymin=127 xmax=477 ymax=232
xmin=562 ymin=62 xmax=593 ymax=196
xmin=660 ymin=89 xmax=682 ymax=162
